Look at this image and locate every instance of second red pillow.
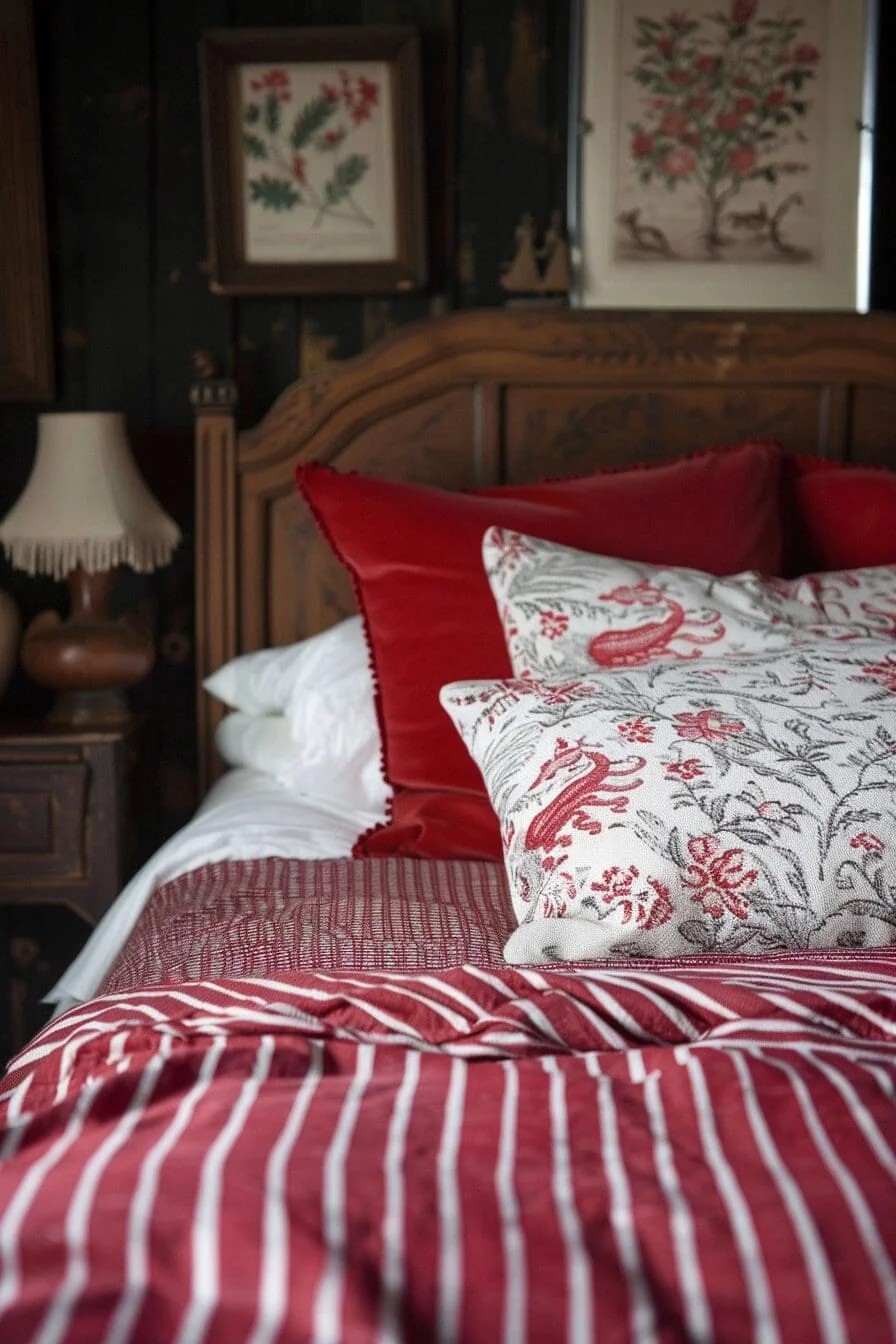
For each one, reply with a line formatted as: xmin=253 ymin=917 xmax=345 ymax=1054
xmin=297 ymin=439 xmax=784 ymax=811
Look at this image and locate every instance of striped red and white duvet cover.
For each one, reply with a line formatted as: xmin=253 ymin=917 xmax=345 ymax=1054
xmin=1 ymin=953 xmax=896 ymax=1343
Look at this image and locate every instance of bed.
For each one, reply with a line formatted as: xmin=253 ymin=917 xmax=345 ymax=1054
xmin=3 ymin=308 xmax=896 ymax=1342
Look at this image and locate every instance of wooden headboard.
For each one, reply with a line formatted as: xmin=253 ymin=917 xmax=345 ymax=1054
xmin=192 ymin=307 xmax=896 ymax=791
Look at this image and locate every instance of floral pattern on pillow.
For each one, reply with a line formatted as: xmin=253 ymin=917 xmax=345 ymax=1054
xmin=767 ymin=566 xmax=896 ymax=639
xmin=440 ymin=640 xmax=896 ymax=963
xmin=483 ymin=527 xmax=896 ymax=679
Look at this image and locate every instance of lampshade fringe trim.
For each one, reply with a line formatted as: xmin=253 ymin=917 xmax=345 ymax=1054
xmin=2 ymin=536 xmax=180 ymax=581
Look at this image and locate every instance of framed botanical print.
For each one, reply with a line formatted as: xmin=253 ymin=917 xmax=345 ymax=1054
xmin=569 ymin=0 xmax=877 ymax=309
xmin=200 ymin=26 xmax=427 ymax=296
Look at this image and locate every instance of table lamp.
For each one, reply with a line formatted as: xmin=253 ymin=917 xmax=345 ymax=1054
xmin=0 ymin=411 xmax=181 ymax=726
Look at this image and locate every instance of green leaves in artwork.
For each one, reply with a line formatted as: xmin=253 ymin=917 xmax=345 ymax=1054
xmin=290 ymin=93 xmax=336 ymax=149
xmin=324 ymin=154 xmax=368 ymax=205
xmin=248 ymin=175 xmax=301 ymax=211
xmin=243 ymin=133 xmax=268 ymax=160
xmin=621 ymin=4 xmax=821 ymax=258
xmin=264 ymin=92 xmax=281 ymax=136
xmin=241 ymin=68 xmax=380 ymax=226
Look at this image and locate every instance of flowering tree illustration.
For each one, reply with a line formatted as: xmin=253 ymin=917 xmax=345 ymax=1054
xmin=243 ymin=67 xmax=380 ymax=227
xmin=625 ymin=0 xmax=821 ymax=257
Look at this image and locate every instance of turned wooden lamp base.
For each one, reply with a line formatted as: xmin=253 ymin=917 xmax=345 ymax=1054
xmin=44 ymin=687 xmax=135 ymax=729
xmin=21 ymin=567 xmax=154 ymax=728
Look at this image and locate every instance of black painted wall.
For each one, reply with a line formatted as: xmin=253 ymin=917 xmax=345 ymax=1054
xmin=0 ymin=0 xmax=890 ymax=846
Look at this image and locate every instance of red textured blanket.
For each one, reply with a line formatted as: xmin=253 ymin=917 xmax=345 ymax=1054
xmin=2 ymin=952 xmax=896 ymax=1342
xmin=102 ymin=857 xmax=516 ymax=992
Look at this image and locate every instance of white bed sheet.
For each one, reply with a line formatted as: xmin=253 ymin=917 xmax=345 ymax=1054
xmin=48 ymin=767 xmax=379 ymax=1008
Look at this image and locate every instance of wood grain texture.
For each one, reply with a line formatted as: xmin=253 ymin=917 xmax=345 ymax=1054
xmin=0 ymin=722 xmax=137 ymax=925
xmin=193 ymin=306 xmax=896 ymax=790
xmin=0 ymin=0 xmax=53 ymax=401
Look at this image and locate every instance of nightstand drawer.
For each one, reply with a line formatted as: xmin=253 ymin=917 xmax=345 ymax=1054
xmin=0 ymin=720 xmax=142 ymax=1061
xmin=0 ymin=762 xmax=88 ymax=878
xmin=0 ymin=723 xmax=138 ymax=924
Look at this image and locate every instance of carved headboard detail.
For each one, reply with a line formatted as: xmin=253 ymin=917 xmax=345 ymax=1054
xmin=192 ymin=307 xmax=896 ymax=791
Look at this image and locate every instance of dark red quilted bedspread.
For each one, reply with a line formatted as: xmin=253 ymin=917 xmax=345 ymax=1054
xmin=102 ymin=856 xmax=515 ymax=992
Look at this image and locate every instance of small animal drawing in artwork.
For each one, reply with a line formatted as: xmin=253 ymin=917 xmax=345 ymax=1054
xmin=724 ymin=193 xmax=808 ymax=259
xmin=616 ymin=208 xmax=673 ymax=257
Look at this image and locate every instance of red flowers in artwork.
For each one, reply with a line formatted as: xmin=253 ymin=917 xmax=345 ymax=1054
xmin=728 ymin=145 xmax=757 ymax=176
xmin=791 ymin=44 xmax=820 ymax=64
xmin=321 ymin=70 xmax=380 ymax=126
xmin=683 ymin=835 xmax=757 ymax=920
xmin=626 ymin=1 xmax=819 ymax=256
xmin=354 ymin=75 xmax=380 ymax=121
xmin=243 ymin=60 xmax=385 ymax=230
xmin=661 ymin=110 xmax=690 ymax=137
xmin=250 ymin=68 xmax=291 ymax=101
xmin=663 ymin=147 xmax=696 ymax=177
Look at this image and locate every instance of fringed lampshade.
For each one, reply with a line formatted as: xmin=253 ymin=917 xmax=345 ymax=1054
xmin=0 ymin=412 xmax=181 ymax=725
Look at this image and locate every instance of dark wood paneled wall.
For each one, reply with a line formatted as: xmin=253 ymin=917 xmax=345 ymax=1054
xmin=0 ymin=0 xmax=892 ymax=845
xmin=0 ymin=0 xmax=570 ymax=842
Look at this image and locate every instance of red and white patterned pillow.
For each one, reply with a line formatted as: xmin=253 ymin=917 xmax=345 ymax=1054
xmin=483 ymin=527 xmax=896 ymax=679
xmin=441 ymin=640 xmax=896 ymax=963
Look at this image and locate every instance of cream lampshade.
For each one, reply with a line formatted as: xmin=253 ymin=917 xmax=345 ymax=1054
xmin=0 ymin=411 xmax=181 ymax=726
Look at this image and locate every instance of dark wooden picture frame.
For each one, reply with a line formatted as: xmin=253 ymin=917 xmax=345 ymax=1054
xmin=0 ymin=0 xmax=53 ymax=400
xmin=200 ymin=26 xmax=427 ymax=297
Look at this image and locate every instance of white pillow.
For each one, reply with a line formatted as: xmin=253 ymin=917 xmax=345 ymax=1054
xmin=214 ymin=710 xmax=389 ymax=821
xmin=215 ymin=712 xmax=298 ymax=775
xmin=203 ymin=616 xmax=369 ymax=718
xmin=206 ymin=616 xmax=389 ymax=821
xmin=441 ymin=639 xmax=896 ymax=964
xmin=483 ymin=527 xmax=896 ymax=679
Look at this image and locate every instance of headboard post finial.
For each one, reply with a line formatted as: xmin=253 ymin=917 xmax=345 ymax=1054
xmin=192 ymin=370 xmax=240 ymax=796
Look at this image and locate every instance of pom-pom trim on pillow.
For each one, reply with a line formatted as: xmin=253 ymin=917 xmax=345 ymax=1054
xmin=296 ymin=441 xmax=785 ymax=855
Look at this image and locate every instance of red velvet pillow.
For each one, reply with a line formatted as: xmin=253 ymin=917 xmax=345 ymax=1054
xmin=298 ymin=441 xmax=784 ymax=857
xmin=785 ymin=455 xmax=896 ymax=574
xmin=356 ymin=790 xmax=504 ymax=861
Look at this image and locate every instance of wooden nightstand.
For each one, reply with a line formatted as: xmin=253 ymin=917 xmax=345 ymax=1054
xmin=0 ymin=719 xmax=141 ymax=1056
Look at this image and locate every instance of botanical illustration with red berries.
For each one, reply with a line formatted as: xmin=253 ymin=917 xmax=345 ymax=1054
xmin=239 ymin=62 xmax=394 ymax=261
xmin=617 ymin=0 xmax=824 ymax=263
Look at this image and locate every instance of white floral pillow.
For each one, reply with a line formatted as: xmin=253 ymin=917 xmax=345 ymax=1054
xmin=483 ymin=527 xmax=896 ymax=679
xmin=771 ymin=566 xmax=896 ymax=637
xmin=441 ymin=640 xmax=896 ymax=963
